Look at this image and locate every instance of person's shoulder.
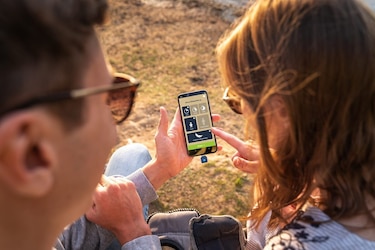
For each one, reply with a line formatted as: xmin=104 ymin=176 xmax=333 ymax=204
xmin=263 ymin=206 xmax=375 ymax=250
xmin=263 ymin=207 xmax=329 ymax=249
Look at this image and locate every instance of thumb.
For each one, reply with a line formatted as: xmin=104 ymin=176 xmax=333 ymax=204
xmin=156 ymin=107 xmax=168 ymax=138
xmin=88 ymin=175 xmax=109 ymax=214
xmin=232 ymin=156 xmax=259 ymax=173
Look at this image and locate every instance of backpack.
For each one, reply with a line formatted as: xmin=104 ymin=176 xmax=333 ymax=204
xmin=147 ymin=208 xmax=246 ymax=250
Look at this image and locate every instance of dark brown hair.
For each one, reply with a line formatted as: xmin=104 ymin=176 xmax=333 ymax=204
xmin=0 ymin=0 xmax=108 ymax=129
xmin=217 ymin=0 xmax=375 ymax=227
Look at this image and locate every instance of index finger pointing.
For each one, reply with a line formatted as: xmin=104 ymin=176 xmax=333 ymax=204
xmin=211 ymin=127 xmax=246 ymax=151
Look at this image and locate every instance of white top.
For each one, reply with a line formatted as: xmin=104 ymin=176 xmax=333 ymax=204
xmin=262 ymin=206 xmax=375 ymax=249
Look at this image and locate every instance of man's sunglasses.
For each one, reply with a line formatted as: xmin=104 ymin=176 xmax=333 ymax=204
xmin=222 ymin=87 xmax=242 ymax=114
xmin=0 ymin=72 xmax=140 ymax=124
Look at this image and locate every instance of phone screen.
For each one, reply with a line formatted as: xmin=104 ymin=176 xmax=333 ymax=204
xmin=178 ymin=90 xmax=217 ymax=156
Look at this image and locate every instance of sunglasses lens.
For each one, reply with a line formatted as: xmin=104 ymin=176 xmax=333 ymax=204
xmin=227 ymin=99 xmax=242 ymax=114
xmin=223 ymin=88 xmax=242 ymax=114
xmin=108 ymin=75 xmax=138 ymax=124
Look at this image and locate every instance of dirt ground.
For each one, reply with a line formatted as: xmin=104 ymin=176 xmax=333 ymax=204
xmin=98 ymin=0 xmax=253 ymax=218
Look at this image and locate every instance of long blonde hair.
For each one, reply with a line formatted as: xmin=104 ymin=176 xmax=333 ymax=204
xmin=217 ymin=0 xmax=375 ymax=227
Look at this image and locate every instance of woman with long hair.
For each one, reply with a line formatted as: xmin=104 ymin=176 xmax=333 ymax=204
xmin=214 ymin=0 xmax=375 ymax=248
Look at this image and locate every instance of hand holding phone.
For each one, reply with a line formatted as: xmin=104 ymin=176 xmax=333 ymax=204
xmin=177 ymin=90 xmax=217 ymax=156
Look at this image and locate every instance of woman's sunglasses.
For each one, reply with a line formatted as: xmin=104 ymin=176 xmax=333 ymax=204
xmin=222 ymin=87 xmax=242 ymax=114
xmin=0 ymin=72 xmax=140 ymax=124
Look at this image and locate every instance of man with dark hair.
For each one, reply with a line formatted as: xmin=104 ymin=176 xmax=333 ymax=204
xmin=0 ymin=0 xmax=193 ymax=249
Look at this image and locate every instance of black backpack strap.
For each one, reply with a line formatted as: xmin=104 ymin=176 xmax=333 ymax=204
xmin=189 ymin=214 xmax=246 ymax=250
xmin=147 ymin=208 xmax=200 ymax=250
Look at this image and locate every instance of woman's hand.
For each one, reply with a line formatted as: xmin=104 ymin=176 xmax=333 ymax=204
xmin=212 ymin=127 xmax=259 ymax=173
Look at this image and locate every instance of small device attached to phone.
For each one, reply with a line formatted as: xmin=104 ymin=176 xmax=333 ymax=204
xmin=177 ymin=90 xmax=217 ymax=156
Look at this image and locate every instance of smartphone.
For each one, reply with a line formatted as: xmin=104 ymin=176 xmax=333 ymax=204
xmin=178 ymin=90 xmax=217 ymax=156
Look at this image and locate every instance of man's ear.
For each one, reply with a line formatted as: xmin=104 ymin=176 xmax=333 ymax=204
xmin=0 ymin=112 xmax=57 ymax=197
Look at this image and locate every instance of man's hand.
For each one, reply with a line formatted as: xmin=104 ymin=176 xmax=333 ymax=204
xmin=143 ymin=107 xmax=220 ymax=189
xmin=212 ymin=127 xmax=259 ymax=173
xmin=85 ymin=176 xmax=151 ymax=245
